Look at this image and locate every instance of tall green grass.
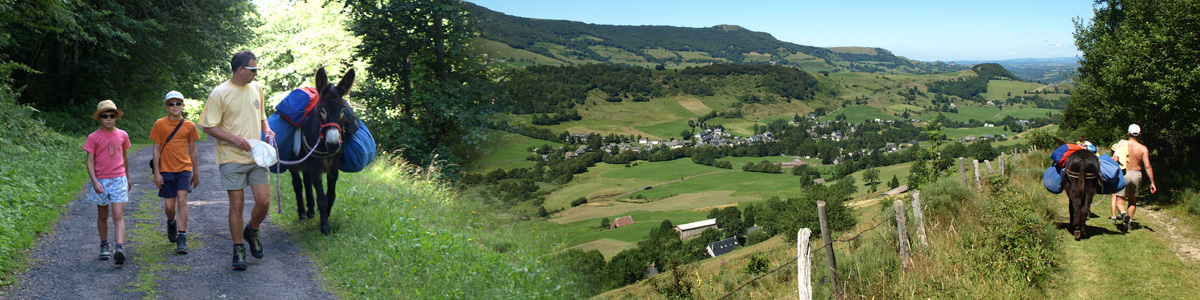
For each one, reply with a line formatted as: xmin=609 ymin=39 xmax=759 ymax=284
xmin=837 ymin=154 xmax=1061 ymax=298
xmin=0 ymin=93 xmax=92 ymax=287
xmin=272 ymin=155 xmax=584 ymax=299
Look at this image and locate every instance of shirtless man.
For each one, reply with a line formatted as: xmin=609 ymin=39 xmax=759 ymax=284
xmin=1115 ymin=124 xmax=1157 ymax=233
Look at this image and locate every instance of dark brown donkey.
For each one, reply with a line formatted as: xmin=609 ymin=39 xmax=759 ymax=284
xmin=289 ymin=67 xmax=358 ymax=235
xmin=1057 ymin=137 xmax=1102 ymax=240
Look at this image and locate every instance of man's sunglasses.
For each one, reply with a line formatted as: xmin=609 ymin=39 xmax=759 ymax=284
xmin=243 ymin=66 xmax=258 ymax=73
xmin=166 ymin=102 xmax=185 ymax=107
xmin=99 ymin=113 xmax=117 ymax=119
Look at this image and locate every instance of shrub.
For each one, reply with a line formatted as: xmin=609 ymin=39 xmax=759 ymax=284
xmin=744 ymin=253 xmax=769 ymax=274
xmin=571 ymin=197 xmax=588 ymax=207
xmin=746 ymin=230 xmax=771 ymax=246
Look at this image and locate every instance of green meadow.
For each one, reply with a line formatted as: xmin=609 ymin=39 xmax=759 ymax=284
xmin=820 ymin=105 xmax=902 ymax=123
xmin=465 ymin=130 xmax=563 ymax=173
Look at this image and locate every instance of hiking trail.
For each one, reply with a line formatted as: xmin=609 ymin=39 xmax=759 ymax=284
xmin=3 ymin=139 xmax=333 ymax=299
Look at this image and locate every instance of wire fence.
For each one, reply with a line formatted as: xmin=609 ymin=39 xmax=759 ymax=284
xmin=716 ymin=151 xmax=1025 ymax=299
xmin=717 ymin=213 xmax=892 ymax=300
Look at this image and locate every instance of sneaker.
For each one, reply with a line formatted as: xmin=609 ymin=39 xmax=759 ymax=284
xmin=1123 ymin=213 xmax=1133 ymax=232
xmin=244 ymin=225 xmax=263 ymax=259
xmin=1109 ymin=216 xmax=1119 ymax=224
xmin=99 ymin=243 xmax=112 ymax=261
xmin=167 ymin=219 xmax=178 ymax=243
xmin=114 ymin=245 xmax=127 ymax=265
xmin=232 ymin=244 xmax=247 ymax=270
xmin=175 ymin=234 xmax=188 ymax=255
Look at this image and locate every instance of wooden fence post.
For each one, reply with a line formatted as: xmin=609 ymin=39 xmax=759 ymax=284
xmin=958 ymin=157 xmax=967 ymax=185
xmin=798 ymin=228 xmax=812 ymax=300
xmin=999 ymin=153 xmax=1006 ymax=176
xmin=817 ymin=201 xmax=841 ymax=299
xmin=894 ymin=200 xmax=910 ymax=268
xmin=911 ymin=191 xmax=927 ymax=247
xmin=973 ymin=159 xmax=982 ymax=190
xmin=984 ymin=160 xmax=994 ymax=175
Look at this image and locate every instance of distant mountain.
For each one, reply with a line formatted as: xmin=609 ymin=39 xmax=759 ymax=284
xmin=955 ymin=57 xmax=1079 ymax=84
xmin=954 ymin=57 xmax=1079 ymax=65
xmin=466 ymin=2 xmax=967 ymax=74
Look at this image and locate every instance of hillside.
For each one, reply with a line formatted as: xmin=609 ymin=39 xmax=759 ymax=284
xmin=466 ymin=2 xmax=966 ymax=74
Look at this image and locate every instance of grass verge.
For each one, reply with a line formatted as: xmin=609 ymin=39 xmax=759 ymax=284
xmin=271 ymin=154 xmax=585 ymax=298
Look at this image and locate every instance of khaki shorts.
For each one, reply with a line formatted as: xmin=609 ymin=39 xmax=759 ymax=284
xmin=219 ymin=163 xmax=269 ymax=191
xmin=1115 ymin=170 xmax=1143 ymax=197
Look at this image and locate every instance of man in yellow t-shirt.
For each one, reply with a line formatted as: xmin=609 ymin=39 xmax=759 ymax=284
xmin=151 ymin=90 xmax=200 ymax=254
xmin=198 ymin=50 xmax=275 ymax=270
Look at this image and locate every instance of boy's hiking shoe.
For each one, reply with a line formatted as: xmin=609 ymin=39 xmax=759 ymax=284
xmin=244 ymin=225 xmax=263 ymax=259
xmin=99 ymin=243 xmax=112 ymax=261
xmin=175 ymin=234 xmax=188 ymax=255
xmin=167 ymin=219 xmax=178 ymax=243
xmin=1123 ymin=214 xmax=1133 ymax=232
xmin=1109 ymin=216 xmax=1119 ymax=224
xmin=232 ymin=244 xmax=247 ymax=270
xmin=114 ymin=245 xmax=127 ymax=265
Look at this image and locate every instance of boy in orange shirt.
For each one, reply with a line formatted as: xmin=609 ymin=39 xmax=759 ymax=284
xmin=84 ymin=100 xmax=132 ymax=265
xmin=151 ymin=91 xmax=200 ymax=254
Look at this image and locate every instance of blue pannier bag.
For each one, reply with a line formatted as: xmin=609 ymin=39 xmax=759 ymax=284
xmin=339 ymin=119 xmax=376 ymax=173
xmin=1097 ymin=153 xmax=1126 ymax=194
xmin=264 ymin=114 xmax=299 ymax=173
xmin=1043 ymin=165 xmax=1064 ymax=194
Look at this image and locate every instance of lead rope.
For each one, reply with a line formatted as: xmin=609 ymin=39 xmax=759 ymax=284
xmin=270 ymin=135 xmax=324 ymax=213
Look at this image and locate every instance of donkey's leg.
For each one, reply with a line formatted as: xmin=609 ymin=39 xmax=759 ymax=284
xmin=326 ymin=170 xmax=339 ymax=216
xmin=302 ymin=169 xmax=317 ymax=220
xmin=290 ymin=169 xmax=307 ymax=220
xmin=310 ymin=170 xmax=331 ymax=235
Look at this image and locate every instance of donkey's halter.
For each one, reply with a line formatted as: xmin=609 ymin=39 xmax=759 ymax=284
xmin=301 ymin=102 xmax=347 ymax=159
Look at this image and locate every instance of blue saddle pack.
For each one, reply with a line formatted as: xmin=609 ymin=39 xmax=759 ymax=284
xmin=264 ymin=87 xmax=376 ymax=173
xmin=1043 ymin=144 xmax=1125 ymax=194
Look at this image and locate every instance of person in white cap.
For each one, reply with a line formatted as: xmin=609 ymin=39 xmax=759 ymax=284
xmin=150 ymin=90 xmax=200 ymax=254
xmin=198 ymin=51 xmax=275 ymax=270
xmin=1113 ymin=124 xmax=1157 ymax=233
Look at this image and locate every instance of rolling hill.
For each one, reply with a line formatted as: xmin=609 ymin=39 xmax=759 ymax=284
xmin=466 ymin=2 xmax=968 ymax=74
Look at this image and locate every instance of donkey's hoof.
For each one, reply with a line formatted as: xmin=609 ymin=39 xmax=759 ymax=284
xmin=298 ymin=212 xmax=310 ymax=221
xmin=1073 ymin=230 xmax=1082 ymax=240
xmin=320 ymin=224 xmax=330 ymax=236
xmin=306 ymin=211 xmax=316 ymax=220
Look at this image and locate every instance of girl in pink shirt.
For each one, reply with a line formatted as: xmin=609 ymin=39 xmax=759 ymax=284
xmin=83 ymin=100 xmax=132 ymax=265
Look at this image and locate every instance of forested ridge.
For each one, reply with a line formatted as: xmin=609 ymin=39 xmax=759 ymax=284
xmin=465 ymin=2 xmax=963 ymax=74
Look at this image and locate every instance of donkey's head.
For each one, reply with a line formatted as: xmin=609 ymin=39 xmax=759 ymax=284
xmin=313 ymin=67 xmax=358 ymax=146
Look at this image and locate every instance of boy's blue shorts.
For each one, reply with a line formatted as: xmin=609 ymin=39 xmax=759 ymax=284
xmin=158 ymin=171 xmax=193 ymax=199
xmin=87 ymin=176 xmax=129 ymax=206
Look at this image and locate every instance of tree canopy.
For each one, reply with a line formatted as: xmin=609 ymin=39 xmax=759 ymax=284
xmin=1067 ymin=0 xmax=1200 ymax=160
xmin=2 ymin=0 xmax=255 ymax=135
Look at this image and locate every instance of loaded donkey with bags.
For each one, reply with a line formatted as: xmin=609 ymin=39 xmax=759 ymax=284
xmin=267 ymin=67 xmax=376 ymax=235
xmin=1042 ymin=136 xmax=1124 ymax=240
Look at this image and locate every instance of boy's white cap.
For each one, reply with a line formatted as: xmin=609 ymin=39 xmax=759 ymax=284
xmin=164 ymin=90 xmax=185 ymax=102
xmin=1128 ymin=124 xmax=1141 ymax=136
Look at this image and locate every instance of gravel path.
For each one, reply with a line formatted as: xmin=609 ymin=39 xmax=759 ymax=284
xmin=4 ymin=139 xmax=334 ymax=300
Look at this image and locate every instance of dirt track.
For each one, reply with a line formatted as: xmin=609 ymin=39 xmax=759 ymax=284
xmin=3 ymin=139 xmax=333 ymax=299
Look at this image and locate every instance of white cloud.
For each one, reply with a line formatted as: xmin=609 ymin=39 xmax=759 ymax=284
xmin=1053 ymin=43 xmax=1063 ymax=47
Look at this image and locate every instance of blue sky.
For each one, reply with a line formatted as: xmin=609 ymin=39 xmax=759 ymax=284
xmin=468 ymin=0 xmax=1097 ymax=62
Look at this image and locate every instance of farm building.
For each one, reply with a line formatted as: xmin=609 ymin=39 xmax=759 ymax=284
xmin=675 ymin=218 xmax=718 ymax=240
xmin=610 ymin=216 xmax=635 ymax=229
xmin=707 ymin=237 xmax=740 ymax=257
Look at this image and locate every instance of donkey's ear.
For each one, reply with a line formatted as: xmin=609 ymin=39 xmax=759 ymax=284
xmin=336 ymin=68 xmax=355 ymax=97
xmin=315 ymin=67 xmax=329 ymax=92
